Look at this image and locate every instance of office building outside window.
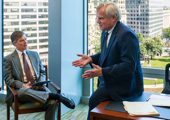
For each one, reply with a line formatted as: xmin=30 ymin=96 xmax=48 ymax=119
xmin=3 ymin=0 xmax=48 ymax=64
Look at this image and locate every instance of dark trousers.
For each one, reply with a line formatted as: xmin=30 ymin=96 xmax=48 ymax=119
xmin=87 ymin=84 xmax=111 ymax=120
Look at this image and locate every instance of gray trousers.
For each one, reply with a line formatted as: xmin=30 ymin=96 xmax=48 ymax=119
xmin=17 ymin=87 xmax=58 ymax=120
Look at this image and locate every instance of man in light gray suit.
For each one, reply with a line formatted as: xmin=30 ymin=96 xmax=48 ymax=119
xmin=4 ymin=31 xmax=75 ymax=120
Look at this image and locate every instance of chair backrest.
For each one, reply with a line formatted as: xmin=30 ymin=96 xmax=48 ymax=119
xmin=43 ymin=65 xmax=48 ymax=87
xmin=43 ymin=65 xmax=48 ymax=80
xmin=162 ymin=63 xmax=170 ymax=94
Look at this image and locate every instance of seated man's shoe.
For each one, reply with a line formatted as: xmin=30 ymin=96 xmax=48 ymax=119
xmin=60 ymin=93 xmax=75 ymax=109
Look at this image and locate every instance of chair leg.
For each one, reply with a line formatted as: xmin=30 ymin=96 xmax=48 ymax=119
xmin=7 ymin=105 xmax=10 ymax=120
xmin=15 ymin=111 xmax=18 ymax=120
xmin=58 ymin=102 xmax=61 ymax=120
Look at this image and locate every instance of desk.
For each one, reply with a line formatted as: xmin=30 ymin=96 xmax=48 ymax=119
xmin=90 ymin=101 xmax=164 ymax=120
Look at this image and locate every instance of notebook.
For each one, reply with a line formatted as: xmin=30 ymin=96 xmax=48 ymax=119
xmin=31 ymin=80 xmax=51 ymax=86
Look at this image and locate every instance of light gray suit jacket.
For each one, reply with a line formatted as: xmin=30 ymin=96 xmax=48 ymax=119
xmin=3 ymin=50 xmax=46 ymax=105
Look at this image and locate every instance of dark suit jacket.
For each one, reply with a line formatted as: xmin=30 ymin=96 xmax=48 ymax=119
xmin=91 ymin=21 xmax=144 ymax=101
xmin=3 ymin=50 xmax=46 ymax=105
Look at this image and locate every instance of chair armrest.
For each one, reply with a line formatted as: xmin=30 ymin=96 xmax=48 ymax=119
xmin=7 ymin=86 xmax=19 ymax=109
xmin=49 ymin=82 xmax=61 ymax=94
xmin=7 ymin=86 xmax=18 ymax=96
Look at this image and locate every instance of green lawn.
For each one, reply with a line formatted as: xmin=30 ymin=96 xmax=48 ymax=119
xmin=144 ymin=79 xmax=163 ymax=85
xmin=142 ymin=56 xmax=170 ymax=68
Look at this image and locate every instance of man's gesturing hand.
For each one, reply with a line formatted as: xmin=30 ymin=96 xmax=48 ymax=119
xmin=82 ymin=64 xmax=103 ymax=79
xmin=72 ymin=54 xmax=92 ymax=68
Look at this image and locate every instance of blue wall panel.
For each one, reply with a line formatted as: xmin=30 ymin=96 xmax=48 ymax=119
xmin=49 ymin=0 xmax=84 ymax=115
xmin=61 ymin=0 xmax=83 ymax=112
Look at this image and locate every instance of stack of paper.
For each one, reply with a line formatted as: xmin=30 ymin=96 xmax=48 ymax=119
xmin=123 ymin=101 xmax=160 ymax=116
xmin=148 ymin=94 xmax=170 ymax=107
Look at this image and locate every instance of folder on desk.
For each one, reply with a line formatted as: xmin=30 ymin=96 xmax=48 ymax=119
xmin=104 ymin=92 xmax=170 ymax=119
xmin=148 ymin=94 xmax=170 ymax=107
xmin=123 ymin=101 xmax=160 ymax=116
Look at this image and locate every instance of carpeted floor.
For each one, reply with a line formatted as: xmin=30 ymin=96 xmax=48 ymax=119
xmin=0 ymin=101 xmax=88 ymax=120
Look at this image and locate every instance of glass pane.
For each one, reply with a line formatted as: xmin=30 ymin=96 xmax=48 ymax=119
xmin=38 ymin=15 xmax=48 ymax=18
xmin=38 ymin=8 xmax=48 ymax=12
xmin=144 ymin=78 xmax=163 ymax=93
xmin=4 ymin=2 xmax=19 ymax=6
xmin=4 ymin=15 xmax=19 ymax=19
xmin=3 ymin=0 xmax=49 ymax=90
xmin=21 ymin=8 xmax=36 ymax=12
xmin=21 ymin=15 xmax=36 ymax=19
xmin=39 ymin=39 xmax=48 ymax=43
xmin=21 ymin=2 xmax=36 ymax=6
xmin=4 ymin=8 xmax=19 ymax=13
xmin=39 ymin=27 xmax=48 ymax=31
xmin=22 ymin=27 xmax=37 ymax=31
xmin=21 ymin=21 xmax=37 ymax=25
xmin=88 ymin=0 xmax=166 ymax=93
xmin=38 ymin=2 xmax=48 ymax=6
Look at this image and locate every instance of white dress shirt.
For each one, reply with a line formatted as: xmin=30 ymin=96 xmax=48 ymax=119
xmin=106 ymin=22 xmax=117 ymax=47
xmin=16 ymin=49 xmax=36 ymax=82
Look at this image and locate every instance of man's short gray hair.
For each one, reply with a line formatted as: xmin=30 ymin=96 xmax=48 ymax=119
xmin=97 ymin=2 xmax=121 ymax=21
xmin=11 ymin=31 xmax=26 ymax=44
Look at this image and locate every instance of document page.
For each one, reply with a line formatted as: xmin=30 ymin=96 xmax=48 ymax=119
xmin=148 ymin=94 xmax=170 ymax=107
xmin=123 ymin=101 xmax=160 ymax=116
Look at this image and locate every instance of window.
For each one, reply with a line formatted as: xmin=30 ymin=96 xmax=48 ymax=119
xmin=39 ymin=45 xmax=48 ymax=48
xmin=39 ymin=39 xmax=48 ymax=43
xmin=38 ymin=2 xmax=48 ymax=6
xmin=21 ymin=15 xmax=36 ymax=19
xmin=4 ymin=8 xmax=19 ymax=13
xmin=27 ymin=39 xmax=37 ymax=44
xmin=39 ymin=33 xmax=48 ymax=37
xmin=21 ymin=2 xmax=36 ymax=6
xmin=4 ymin=41 xmax=12 ymax=46
xmin=4 ymin=28 xmax=19 ymax=32
xmin=26 ymin=33 xmax=37 ymax=37
xmin=4 ymin=15 xmax=19 ymax=19
xmin=28 ymin=46 xmax=37 ymax=49
xmin=21 ymin=8 xmax=36 ymax=12
xmin=38 ymin=15 xmax=48 ymax=18
xmin=38 ymin=8 xmax=48 ymax=12
xmin=21 ymin=21 xmax=37 ymax=25
xmin=22 ymin=27 xmax=37 ymax=31
xmin=4 ymin=21 xmax=19 ymax=26
xmin=88 ymin=0 xmax=165 ymax=93
xmin=39 ymin=27 xmax=48 ymax=31
xmin=39 ymin=21 xmax=48 ymax=24
xmin=3 ymin=35 xmax=10 ymax=39
xmin=4 ymin=2 xmax=19 ymax=6
xmin=39 ymin=52 xmax=48 ymax=55
xmin=3 ymin=1 xmax=48 ymax=63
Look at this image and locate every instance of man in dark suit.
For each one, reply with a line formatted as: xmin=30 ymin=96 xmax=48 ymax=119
xmin=72 ymin=2 xmax=143 ymax=120
xmin=4 ymin=31 xmax=75 ymax=120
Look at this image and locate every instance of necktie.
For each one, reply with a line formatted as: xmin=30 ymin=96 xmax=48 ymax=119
xmin=99 ymin=32 xmax=109 ymax=66
xmin=22 ymin=52 xmax=35 ymax=84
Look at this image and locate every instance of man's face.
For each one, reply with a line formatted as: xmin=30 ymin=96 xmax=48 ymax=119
xmin=97 ymin=7 xmax=116 ymax=31
xmin=13 ymin=35 xmax=27 ymax=52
